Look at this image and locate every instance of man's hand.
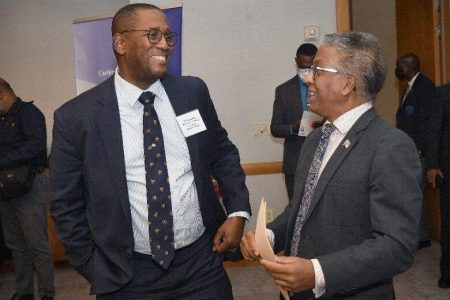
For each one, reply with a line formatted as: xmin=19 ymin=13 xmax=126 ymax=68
xmin=213 ymin=216 xmax=246 ymax=253
xmin=426 ymin=168 xmax=444 ymax=189
xmin=240 ymin=230 xmax=260 ymax=260
xmin=261 ymin=256 xmax=315 ymax=292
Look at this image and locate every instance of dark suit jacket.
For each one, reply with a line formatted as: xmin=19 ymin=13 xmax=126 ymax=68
xmin=426 ymin=83 xmax=450 ymax=179
xmin=49 ymin=75 xmax=250 ymax=294
xmin=396 ymin=72 xmax=436 ymax=156
xmin=271 ymin=75 xmax=307 ymax=175
xmin=268 ymin=109 xmax=422 ymax=299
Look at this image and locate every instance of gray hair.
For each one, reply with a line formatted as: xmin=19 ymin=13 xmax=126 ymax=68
xmin=322 ymin=32 xmax=386 ymax=102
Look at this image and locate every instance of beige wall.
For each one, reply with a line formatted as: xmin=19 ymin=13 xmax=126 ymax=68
xmin=351 ymin=0 xmax=398 ymax=125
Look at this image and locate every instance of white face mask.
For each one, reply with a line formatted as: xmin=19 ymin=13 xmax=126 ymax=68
xmin=298 ymin=68 xmax=310 ymax=82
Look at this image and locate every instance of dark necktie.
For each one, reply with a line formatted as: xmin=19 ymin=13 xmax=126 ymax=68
xmin=138 ymin=91 xmax=174 ymax=269
xmin=290 ymin=123 xmax=336 ymax=256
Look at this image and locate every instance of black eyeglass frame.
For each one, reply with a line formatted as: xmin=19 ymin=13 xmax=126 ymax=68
xmin=120 ymin=28 xmax=178 ymax=47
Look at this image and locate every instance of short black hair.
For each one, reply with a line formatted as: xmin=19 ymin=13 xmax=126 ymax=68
xmin=112 ymin=3 xmax=161 ymax=35
xmin=296 ymin=43 xmax=318 ymax=57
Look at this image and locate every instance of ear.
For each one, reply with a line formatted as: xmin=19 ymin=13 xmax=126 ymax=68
xmin=341 ymin=76 xmax=356 ymax=96
xmin=113 ymin=33 xmax=126 ymax=55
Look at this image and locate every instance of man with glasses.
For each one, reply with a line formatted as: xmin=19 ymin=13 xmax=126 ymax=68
xmin=50 ymin=3 xmax=250 ymax=299
xmin=241 ymin=32 xmax=422 ymax=299
xmin=270 ymin=43 xmax=318 ymax=201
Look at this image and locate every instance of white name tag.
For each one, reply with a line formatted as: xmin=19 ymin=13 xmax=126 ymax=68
xmin=176 ymin=109 xmax=207 ymax=137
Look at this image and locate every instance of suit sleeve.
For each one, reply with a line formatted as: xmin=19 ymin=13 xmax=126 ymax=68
xmin=49 ymin=108 xmax=94 ymax=282
xmin=319 ymin=132 xmax=422 ymax=296
xmin=271 ymin=86 xmax=294 ymax=137
xmin=196 ymin=79 xmax=251 ymax=215
xmin=426 ymin=88 xmax=445 ymax=170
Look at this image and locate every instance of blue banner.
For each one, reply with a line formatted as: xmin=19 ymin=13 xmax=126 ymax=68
xmin=74 ymin=6 xmax=182 ymax=95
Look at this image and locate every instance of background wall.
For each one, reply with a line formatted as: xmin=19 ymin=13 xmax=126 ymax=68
xmin=135 ymin=0 xmax=337 ymax=228
xmin=0 ymin=0 xmax=337 ymax=230
xmin=351 ymin=0 xmax=398 ymax=125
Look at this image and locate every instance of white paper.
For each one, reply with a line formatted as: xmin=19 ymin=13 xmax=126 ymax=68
xmin=298 ymin=111 xmax=323 ymax=136
xmin=255 ymin=198 xmax=290 ymax=300
xmin=176 ymin=109 xmax=207 ymax=137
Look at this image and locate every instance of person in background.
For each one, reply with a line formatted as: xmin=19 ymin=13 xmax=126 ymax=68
xmin=426 ymin=83 xmax=450 ymax=288
xmin=395 ymin=53 xmax=437 ymax=249
xmin=50 ymin=3 xmax=250 ymax=299
xmin=270 ymin=43 xmax=318 ymax=201
xmin=241 ymin=32 xmax=422 ymax=299
xmin=0 ymin=77 xmax=54 ymax=300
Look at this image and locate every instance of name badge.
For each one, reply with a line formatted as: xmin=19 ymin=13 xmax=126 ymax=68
xmin=176 ymin=109 xmax=207 ymax=137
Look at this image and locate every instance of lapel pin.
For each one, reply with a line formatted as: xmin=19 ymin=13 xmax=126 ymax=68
xmin=343 ymin=139 xmax=351 ymax=149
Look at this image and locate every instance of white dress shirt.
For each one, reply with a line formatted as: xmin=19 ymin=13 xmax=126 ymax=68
xmin=115 ymin=70 xmax=249 ymax=255
xmin=115 ymin=71 xmax=205 ymax=254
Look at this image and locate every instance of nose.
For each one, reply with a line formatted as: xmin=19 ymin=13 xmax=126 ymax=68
xmin=304 ymin=70 xmax=314 ymax=86
xmin=156 ymin=35 xmax=171 ymax=49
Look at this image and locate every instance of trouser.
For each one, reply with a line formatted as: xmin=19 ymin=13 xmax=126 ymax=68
xmin=0 ymin=173 xmax=55 ymax=298
xmin=97 ymin=232 xmax=233 ymax=299
xmin=440 ymin=181 xmax=450 ymax=278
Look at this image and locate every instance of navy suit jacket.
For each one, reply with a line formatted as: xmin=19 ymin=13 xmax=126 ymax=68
xmin=269 ymin=109 xmax=422 ymax=299
xmin=270 ymin=75 xmax=307 ymax=175
xmin=396 ymin=72 xmax=436 ymax=156
xmin=427 ymin=83 xmax=450 ymax=178
xmin=50 ymin=75 xmax=250 ymax=294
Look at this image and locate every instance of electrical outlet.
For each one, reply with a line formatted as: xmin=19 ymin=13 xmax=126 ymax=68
xmin=253 ymin=122 xmax=271 ymax=136
xmin=266 ymin=208 xmax=274 ymax=223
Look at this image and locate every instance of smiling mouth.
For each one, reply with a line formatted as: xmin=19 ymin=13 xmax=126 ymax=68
xmin=308 ymin=90 xmax=317 ymax=98
xmin=151 ymin=55 xmax=167 ymax=62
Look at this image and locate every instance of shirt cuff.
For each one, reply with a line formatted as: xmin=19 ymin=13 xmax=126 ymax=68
xmin=228 ymin=211 xmax=250 ymax=221
xmin=311 ymin=258 xmax=326 ymax=298
xmin=266 ymin=228 xmax=275 ymax=248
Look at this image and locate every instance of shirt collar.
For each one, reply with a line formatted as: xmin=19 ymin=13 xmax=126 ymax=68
xmin=114 ymin=67 xmax=166 ymax=106
xmin=326 ymin=101 xmax=373 ymax=135
xmin=408 ymin=72 xmax=420 ymax=87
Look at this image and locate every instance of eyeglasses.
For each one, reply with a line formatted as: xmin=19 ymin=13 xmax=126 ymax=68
xmin=309 ymin=65 xmax=350 ymax=81
xmin=120 ymin=28 xmax=177 ymax=47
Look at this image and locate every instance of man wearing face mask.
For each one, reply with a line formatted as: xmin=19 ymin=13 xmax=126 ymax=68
xmin=395 ymin=53 xmax=437 ymax=249
xmin=271 ymin=43 xmax=319 ymax=201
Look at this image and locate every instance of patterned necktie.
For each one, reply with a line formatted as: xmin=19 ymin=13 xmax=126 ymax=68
xmin=138 ymin=91 xmax=174 ymax=269
xmin=290 ymin=123 xmax=336 ymax=256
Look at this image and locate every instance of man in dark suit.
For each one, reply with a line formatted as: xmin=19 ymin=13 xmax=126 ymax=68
xmin=241 ymin=32 xmax=422 ymax=299
xmin=271 ymin=43 xmax=318 ymax=201
xmin=395 ymin=53 xmax=437 ymax=249
xmin=50 ymin=3 xmax=250 ymax=299
xmin=426 ymin=83 xmax=450 ymax=288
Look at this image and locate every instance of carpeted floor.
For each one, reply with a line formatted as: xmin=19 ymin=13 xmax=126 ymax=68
xmin=0 ymin=240 xmax=449 ymax=300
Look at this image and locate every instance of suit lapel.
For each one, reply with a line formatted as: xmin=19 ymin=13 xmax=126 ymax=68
xmin=160 ymin=76 xmax=203 ymax=193
xmin=301 ymin=109 xmax=378 ymax=224
xmin=96 ymin=77 xmax=131 ymax=222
